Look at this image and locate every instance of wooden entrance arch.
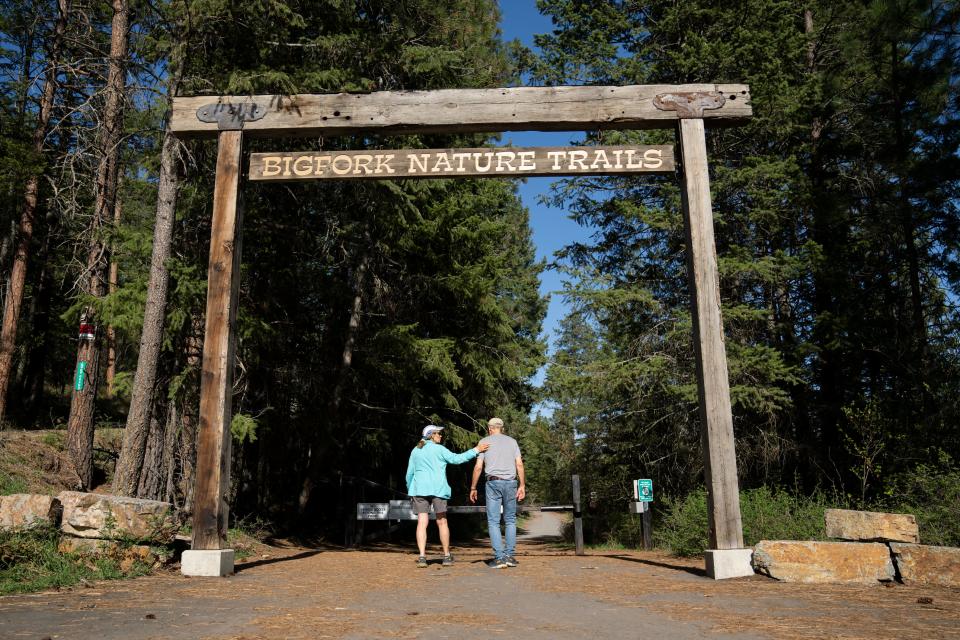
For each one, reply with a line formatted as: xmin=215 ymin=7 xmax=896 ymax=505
xmin=169 ymin=83 xmax=753 ymax=577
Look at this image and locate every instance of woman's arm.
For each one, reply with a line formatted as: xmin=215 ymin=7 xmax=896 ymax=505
xmin=439 ymin=442 xmax=488 ymax=465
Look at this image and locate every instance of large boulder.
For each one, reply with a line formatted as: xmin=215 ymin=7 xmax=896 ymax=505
xmin=0 ymin=494 xmax=61 ymax=529
xmin=890 ymin=543 xmax=960 ymax=588
xmin=824 ymin=508 xmax=919 ymax=543
xmin=57 ymin=491 xmax=175 ymax=542
xmin=752 ymin=540 xmax=895 ymax=585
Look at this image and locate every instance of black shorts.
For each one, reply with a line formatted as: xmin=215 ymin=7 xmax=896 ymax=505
xmin=410 ymin=496 xmax=447 ymax=514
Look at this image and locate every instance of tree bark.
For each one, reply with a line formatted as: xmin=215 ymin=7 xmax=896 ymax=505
xmin=66 ymin=0 xmax=129 ymax=489
xmin=178 ymin=318 xmax=203 ymax=516
xmin=136 ymin=405 xmax=167 ymax=500
xmin=105 ymin=190 xmax=122 ymax=396
xmin=0 ymin=0 xmax=70 ymax=424
xmin=113 ymin=55 xmax=184 ymax=496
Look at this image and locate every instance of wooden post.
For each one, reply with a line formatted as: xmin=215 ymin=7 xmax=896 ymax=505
xmin=678 ymin=118 xmax=745 ymax=550
xmin=641 ymin=504 xmax=653 ymax=551
xmin=191 ymin=129 xmax=244 ymax=551
xmin=572 ymin=474 xmax=584 ymax=556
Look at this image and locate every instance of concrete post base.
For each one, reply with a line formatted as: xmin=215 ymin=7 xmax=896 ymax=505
xmin=181 ymin=549 xmax=235 ymax=577
xmin=704 ymin=548 xmax=754 ymax=580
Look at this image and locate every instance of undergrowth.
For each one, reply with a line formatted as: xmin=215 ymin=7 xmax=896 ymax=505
xmin=0 ymin=524 xmax=154 ymax=595
xmin=652 ymin=458 xmax=960 ymax=557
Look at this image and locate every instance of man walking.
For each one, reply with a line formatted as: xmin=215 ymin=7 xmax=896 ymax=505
xmin=469 ymin=417 xmax=525 ymax=568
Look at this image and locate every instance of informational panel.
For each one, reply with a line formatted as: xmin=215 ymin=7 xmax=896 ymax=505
xmin=356 ymin=500 xmax=433 ymax=520
xmin=633 ymin=479 xmax=654 ymax=502
xmin=249 ymin=145 xmax=674 ymax=182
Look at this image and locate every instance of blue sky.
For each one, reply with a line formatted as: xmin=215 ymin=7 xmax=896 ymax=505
xmin=497 ymin=1 xmax=595 ymax=384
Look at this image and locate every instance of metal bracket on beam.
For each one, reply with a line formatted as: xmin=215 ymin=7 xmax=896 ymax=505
xmin=196 ymin=102 xmax=267 ymax=130
xmin=653 ymin=91 xmax=726 ymax=118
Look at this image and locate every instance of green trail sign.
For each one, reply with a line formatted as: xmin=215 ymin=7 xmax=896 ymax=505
xmin=634 ymin=479 xmax=653 ymax=502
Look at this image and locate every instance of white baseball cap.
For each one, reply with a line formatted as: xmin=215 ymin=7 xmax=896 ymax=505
xmin=422 ymin=425 xmax=444 ymax=438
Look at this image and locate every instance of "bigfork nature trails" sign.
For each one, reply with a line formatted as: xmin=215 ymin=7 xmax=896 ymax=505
xmin=249 ymin=145 xmax=674 ymax=181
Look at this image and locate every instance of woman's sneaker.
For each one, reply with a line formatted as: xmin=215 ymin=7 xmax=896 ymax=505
xmin=442 ymin=554 xmax=454 ymax=567
xmin=504 ymin=556 xmax=518 ymax=567
xmin=416 ymin=556 xmax=428 ymax=568
xmin=486 ymin=557 xmax=507 ymax=569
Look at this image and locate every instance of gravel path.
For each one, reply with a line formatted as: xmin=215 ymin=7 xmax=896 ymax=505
xmin=1 ymin=532 xmax=958 ymax=640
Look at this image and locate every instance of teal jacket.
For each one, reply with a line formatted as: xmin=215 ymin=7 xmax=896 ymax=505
xmin=406 ymin=440 xmax=479 ymax=500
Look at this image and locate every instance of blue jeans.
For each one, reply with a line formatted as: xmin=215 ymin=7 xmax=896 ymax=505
xmin=485 ymin=479 xmax=517 ymax=559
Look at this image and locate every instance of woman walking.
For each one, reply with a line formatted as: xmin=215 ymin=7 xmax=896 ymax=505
xmin=406 ymin=425 xmax=488 ymax=567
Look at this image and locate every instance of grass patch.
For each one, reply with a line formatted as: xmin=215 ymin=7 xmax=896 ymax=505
xmin=0 ymin=469 xmax=28 ymax=496
xmin=0 ymin=524 xmax=154 ymax=595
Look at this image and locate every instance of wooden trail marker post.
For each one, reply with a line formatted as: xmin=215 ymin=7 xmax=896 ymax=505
xmin=170 ymin=83 xmax=753 ymax=578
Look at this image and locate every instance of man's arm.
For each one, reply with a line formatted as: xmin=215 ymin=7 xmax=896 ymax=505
xmin=469 ymin=457 xmax=484 ymax=504
xmin=515 ymin=456 xmax=526 ymax=501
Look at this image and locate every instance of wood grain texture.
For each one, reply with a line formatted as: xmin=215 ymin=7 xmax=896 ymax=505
xmin=572 ymin=474 xmax=584 ymax=556
xmin=249 ymin=145 xmax=675 ymax=181
xmin=192 ymin=130 xmax=243 ymax=551
xmin=678 ymin=118 xmax=745 ymax=551
xmin=171 ymin=84 xmax=751 ymax=138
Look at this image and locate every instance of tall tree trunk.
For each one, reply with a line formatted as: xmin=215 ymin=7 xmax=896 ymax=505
xmin=66 ymin=0 xmax=129 ymax=489
xmin=0 ymin=0 xmax=70 ymax=424
xmin=105 ymin=190 xmax=122 ymax=395
xmin=113 ymin=65 xmax=184 ymax=496
xmin=136 ymin=403 xmax=167 ymax=500
xmin=297 ymin=242 xmax=370 ymax=515
xmin=178 ymin=316 xmax=203 ymax=516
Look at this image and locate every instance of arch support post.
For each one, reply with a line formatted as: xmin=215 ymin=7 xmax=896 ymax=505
xmin=183 ymin=129 xmax=243 ymax=576
xmin=677 ymin=118 xmax=751 ymax=579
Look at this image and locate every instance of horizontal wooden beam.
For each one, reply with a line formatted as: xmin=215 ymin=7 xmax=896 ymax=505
xmin=171 ymin=84 xmax=751 ymax=138
xmin=248 ymin=145 xmax=675 ymax=181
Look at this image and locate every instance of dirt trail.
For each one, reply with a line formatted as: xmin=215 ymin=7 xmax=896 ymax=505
xmin=1 ymin=530 xmax=958 ymax=640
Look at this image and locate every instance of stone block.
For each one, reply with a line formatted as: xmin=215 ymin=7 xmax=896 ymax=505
xmin=58 ymin=491 xmax=175 ymax=542
xmin=752 ymin=540 xmax=894 ymax=584
xmin=0 ymin=494 xmax=61 ymax=529
xmin=890 ymin=543 xmax=960 ymax=588
xmin=705 ymin=548 xmax=755 ymax=579
xmin=181 ymin=549 xmax=234 ymax=577
xmin=825 ymin=508 xmax=919 ymax=543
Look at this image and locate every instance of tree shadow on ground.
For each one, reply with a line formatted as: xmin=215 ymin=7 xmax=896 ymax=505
xmin=235 ymin=550 xmax=324 ymax=572
xmin=601 ymin=553 xmax=707 ymax=577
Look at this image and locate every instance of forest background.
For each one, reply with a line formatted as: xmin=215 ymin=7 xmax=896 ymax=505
xmin=0 ymin=0 xmax=958 ymax=555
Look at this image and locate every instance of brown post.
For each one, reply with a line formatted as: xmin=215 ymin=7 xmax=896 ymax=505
xmin=191 ymin=129 xmax=244 ymax=551
xmin=678 ymin=118 xmax=744 ymax=550
xmin=572 ymin=474 xmax=584 ymax=556
xmin=641 ymin=504 xmax=653 ymax=551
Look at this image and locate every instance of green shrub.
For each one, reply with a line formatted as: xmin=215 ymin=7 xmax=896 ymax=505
xmin=884 ymin=452 xmax=960 ymax=547
xmin=740 ymin=486 xmax=832 ymax=544
xmin=654 ymin=487 xmax=836 ymax=557
xmin=653 ymin=489 xmax=709 ymax=556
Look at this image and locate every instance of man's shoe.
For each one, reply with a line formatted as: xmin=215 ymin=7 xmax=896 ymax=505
xmin=416 ymin=556 xmax=428 ymax=568
xmin=486 ymin=558 xmax=507 ymax=569
xmin=442 ymin=554 xmax=454 ymax=567
xmin=504 ymin=556 xmax=518 ymax=567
